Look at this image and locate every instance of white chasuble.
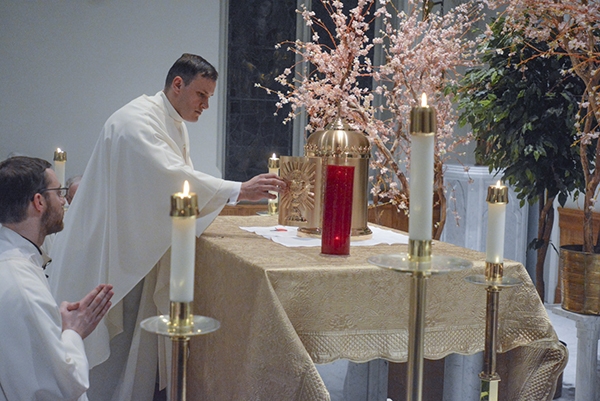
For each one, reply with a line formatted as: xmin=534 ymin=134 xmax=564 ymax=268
xmin=48 ymin=91 xmax=238 ymax=399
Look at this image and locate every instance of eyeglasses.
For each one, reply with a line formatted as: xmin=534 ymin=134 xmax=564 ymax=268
xmin=40 ymin=187 xmax=68 ymax=198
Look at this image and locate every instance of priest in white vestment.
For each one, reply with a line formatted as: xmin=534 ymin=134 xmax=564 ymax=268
xmin=48 ymin=54 xmax=285 ymax=400
xmin=0 ymin=156 xmax=113 ymax=401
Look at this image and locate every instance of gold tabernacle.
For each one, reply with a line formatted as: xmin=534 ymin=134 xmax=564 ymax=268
xmin=301 ymin=117 xmax=372 ymax=238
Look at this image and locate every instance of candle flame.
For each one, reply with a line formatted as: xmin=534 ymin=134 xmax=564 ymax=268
xmin=272 ymin=153 xmax=277 ymax=159
xmin=496 ymin=180 xmax=502 ymax=187
xmin=56 ymin=147 xmax=62 ymax=153
xmin=421 ymin=93 xmax=428 ymax=107
xmin=183 ymin=180 xmax=190 ymax=196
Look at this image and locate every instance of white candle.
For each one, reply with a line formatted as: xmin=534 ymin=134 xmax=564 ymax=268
xmin=408 ymin=94 xmax=436 ymax=241
xmin=53 ymin=148 xmax=67 ymax=187
xmin=268 ymin=153 xmax=280 ymax=194
xmin=486 ymin=181 xmax=508 ymax=264
xmin=268 ymin=153 xmax=280 ymax=215
xmin=170 ymin=181 xmax=198 ymax=302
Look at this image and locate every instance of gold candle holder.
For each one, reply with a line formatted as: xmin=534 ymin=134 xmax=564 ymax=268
xmin=486 ymin=184 xmax=509 ymax=204
xmin=170 ymin=191 xmax=199 ymax=217
xmin=268 ymin=154 xmax=280 ymax=216
xmin=53 ymin=148 xmax=67 ymax=162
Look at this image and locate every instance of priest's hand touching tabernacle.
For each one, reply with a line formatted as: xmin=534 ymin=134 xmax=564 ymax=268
xmin=239 ymin=172 xmax=286 ymax=201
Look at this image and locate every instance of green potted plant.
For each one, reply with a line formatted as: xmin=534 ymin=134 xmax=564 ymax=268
xmin=456 ymin=17 xmax=586 ymax=301
xmin=500 ymin=0 xmax=600 ymax=313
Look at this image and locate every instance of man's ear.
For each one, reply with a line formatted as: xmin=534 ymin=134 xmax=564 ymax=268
xmin=31 ymin=193 xmax=46 ymax=214
xmin=171 ymin=76 xmax=184 ymax=95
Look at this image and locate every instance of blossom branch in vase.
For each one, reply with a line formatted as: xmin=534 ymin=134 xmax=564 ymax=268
xmin=259 ymin=0 xmax=490 ymax=239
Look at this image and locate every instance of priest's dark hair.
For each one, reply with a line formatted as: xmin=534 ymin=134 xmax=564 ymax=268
xmin=165 ymin=53 xmax=219 ymax=89
xmin=0 ymin=156 xmax=51 ymax=224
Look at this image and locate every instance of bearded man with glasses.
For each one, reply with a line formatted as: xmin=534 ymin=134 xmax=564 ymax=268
xmin=0 ymin=156 xmax=114 ymax=401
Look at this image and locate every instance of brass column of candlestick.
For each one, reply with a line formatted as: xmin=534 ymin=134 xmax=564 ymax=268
xmin=406 ymin=239 xmax=432 ymax=400
xmin=465 ymin=184 xmax=521 ymax=401
xmin=368 ymin=251 xmax=472 ymax=401
xmin=466 ymin=262 xmax=521 ymax=401
xmin=141 ymin=302 xmax=220 ymax=400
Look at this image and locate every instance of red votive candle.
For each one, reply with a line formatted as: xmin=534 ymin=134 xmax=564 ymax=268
xmin=321 ymin=164 xmax=355 ymax=255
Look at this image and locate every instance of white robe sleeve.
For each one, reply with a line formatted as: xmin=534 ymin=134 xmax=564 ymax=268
xmin=0 ymin=257 xmax=88 ymax=401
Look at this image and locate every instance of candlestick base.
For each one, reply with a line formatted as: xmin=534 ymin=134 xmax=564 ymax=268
xmin=480 ymin=377 xmax=500 ymax=401
xmin=367 ymin=253 xmax=472 ymax=274
xmin=140 ymin=314 xmax=220 ymax=337
xmin=464 ymin=274 xmax=522 ymax=288
xmin=141 ymin=307 xmax=220 ymax=401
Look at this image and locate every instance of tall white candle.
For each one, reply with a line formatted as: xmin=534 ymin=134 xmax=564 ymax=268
xmin=53 ymin=148 xmax=67 ymax=187
xmin=408 ymin=94 xmax=436 ymax=241
xmin=170 ymin=181 xmax=198 ymax=302
xmin=485 ymin=181 xmax=508 ymax=264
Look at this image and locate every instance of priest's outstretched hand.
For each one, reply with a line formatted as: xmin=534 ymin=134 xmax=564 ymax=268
xmin=60 ymin=284 xmax=114 ymax=339
xmin=239 ymin=173 xmax=286 ymax=201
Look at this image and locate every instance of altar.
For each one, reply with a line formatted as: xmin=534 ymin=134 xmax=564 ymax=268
xmin=187 ymin=215 xmax=566 ymax=400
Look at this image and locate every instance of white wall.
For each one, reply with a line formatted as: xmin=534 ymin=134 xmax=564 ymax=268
xmin=0 ymin=0 xmax=223 ymax=178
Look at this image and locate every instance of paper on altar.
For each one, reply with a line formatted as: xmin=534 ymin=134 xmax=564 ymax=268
xmin=239 ymin=225 xmax=409 ymax=247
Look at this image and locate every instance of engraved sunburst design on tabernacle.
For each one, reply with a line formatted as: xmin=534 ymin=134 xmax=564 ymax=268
xmin=279 ymin=158 xmax=316 ymax=224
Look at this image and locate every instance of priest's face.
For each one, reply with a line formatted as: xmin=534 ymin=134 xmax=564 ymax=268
xmin=41 ymin=169 xmax=65 ymax=236
xmin=171 ymin=75 xmax=217 ymax=122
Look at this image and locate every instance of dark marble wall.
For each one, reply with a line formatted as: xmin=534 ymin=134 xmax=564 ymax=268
xmin=225 ymin=0 xmax=297 ymax=181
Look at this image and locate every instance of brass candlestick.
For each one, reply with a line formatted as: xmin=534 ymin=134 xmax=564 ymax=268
xmin=465 ymin=263 xmax=521 ymax=401
xmin=465 ymin=184 xmax=521 ymax=401
xmin=268 ymin=155 xmax=280 ymax=216
xmin=368 ymin=250 xmax=472 ymax=401
xmin=141 ymin=302 xmax=220 ymax=401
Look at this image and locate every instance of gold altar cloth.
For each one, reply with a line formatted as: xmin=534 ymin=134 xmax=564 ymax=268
xmin=188 ymin=216 xmax=566 ymax=400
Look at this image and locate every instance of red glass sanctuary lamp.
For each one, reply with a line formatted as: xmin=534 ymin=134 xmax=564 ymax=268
xmin=321 ymin=164 xmax=355 ymax=255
